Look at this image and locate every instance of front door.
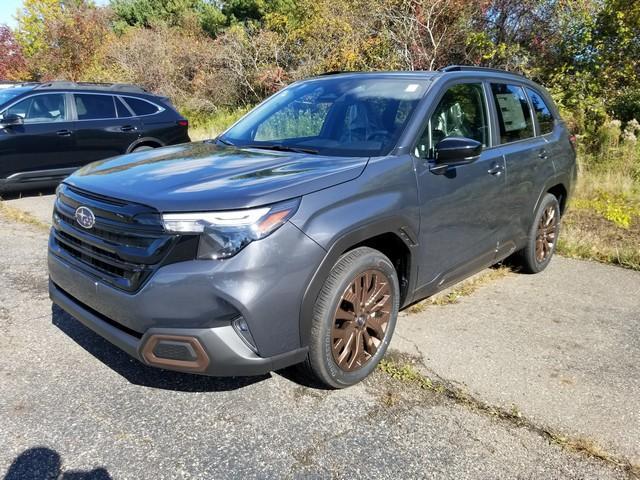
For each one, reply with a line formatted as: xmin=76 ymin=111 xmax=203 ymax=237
xmin=413 ymin=82 xmax=506 ymax=297
xmin=0 ymin=93 xmax=75 ymax=179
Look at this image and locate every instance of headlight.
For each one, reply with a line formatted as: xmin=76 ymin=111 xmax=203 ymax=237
xmin=162 ymin=198 xmax=300 ymax=259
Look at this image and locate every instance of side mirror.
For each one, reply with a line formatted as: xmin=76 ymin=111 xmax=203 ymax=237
xmin=433 ymin=137 xmax=482 ymax=171
xmin=0 ymin=113 xmax=24 ymax=127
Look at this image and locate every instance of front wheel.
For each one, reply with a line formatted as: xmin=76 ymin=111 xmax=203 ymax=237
xmin=304 ymin=247 xmax=400 ymax=388
xmin=518 ymin=193 xmax=561 ymax=273
xmin=132 ymin=145 xmax=154 ymax=153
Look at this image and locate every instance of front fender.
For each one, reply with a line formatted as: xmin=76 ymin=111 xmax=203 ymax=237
xmin=290 ymin=154 xmax=420 ymax=347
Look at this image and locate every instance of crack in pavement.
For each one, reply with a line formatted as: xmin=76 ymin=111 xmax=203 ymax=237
xmin=378 ymin=352 xmax=640 ymax=479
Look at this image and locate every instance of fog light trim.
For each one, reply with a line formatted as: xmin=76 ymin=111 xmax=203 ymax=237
xmin=141 ymin=334 xmax=210 ymax=372
xmin=232 ymin=316 xmax=258 ymax=353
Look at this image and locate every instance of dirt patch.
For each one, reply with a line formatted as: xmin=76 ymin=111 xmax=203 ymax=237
xmin=559 ymin=208 xmax=640 ymax=270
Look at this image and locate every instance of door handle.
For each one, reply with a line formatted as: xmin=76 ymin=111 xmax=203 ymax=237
xmin=487 ymin=164 xmax=504 ymax=176
xmin=538 ymin=149 xmax=549 ymax=160
xmin=120 ymin=125 xmax=137 ymax=132
xmin=56 ymin=129 xmax=72 ymax=137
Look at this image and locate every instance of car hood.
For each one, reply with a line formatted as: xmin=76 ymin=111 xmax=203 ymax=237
xmin=64 ymin=142 xmax=369 ymax=212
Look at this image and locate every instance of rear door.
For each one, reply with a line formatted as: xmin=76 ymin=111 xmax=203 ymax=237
xmin=0 ymin=92 xmax=75 ymax=179
xmin=413 ymin=81 xmax=507 ymax=295
xmin=72 ymin=93 xmax=142 ymax=164
xmin=525 ymin=86 xmax=567 ymax=165
xmin=487 ymin=83 xmax=554 ymax=250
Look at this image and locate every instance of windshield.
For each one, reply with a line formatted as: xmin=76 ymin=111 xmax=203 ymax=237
xmin=0 ymin=87 xmax=32 ymax=107
xmin=221 ymin=77 xmax=430 ymax=157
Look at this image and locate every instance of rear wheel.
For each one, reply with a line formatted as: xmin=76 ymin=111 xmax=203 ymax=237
xmin=518 ymin=193 xmax=561 ymax=273
xmin=304 ymin=247 xmax=399 ymax=388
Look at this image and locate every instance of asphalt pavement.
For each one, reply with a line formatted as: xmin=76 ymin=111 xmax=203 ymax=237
xmin=0 ymin=193 xmax=637 ymax=479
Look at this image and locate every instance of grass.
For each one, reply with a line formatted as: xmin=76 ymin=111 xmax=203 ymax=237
xmin=558 ymin=167 xmax=640 ymax=271
xmin=407 ymin=266 xmax=511 ymax=314
xmin=0 ymin=201 xmax=49 ymax=230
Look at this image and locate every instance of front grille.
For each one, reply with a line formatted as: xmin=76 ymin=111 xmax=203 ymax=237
xmin=50 ymin=184 xmax=180 ymax=292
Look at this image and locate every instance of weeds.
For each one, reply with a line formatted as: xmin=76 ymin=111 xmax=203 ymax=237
xmin=0 ymin=202 xmax=48 ymax=230
xmin=557 ymin=123 xmax=640 ymax=271
xmin=377 ymin=355 xmax=639 ymax=477
xmin=407 ymin=266 xmax=511 ymax=314
xmin=185 ymin=106 xmax=253 ymax=142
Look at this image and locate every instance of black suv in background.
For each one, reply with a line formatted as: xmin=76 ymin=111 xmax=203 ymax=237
xmin=0 ymin=82 xmax=189 ymax=192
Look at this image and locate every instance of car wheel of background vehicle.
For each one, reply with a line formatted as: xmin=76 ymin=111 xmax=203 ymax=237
xmin=303 ymin=247 xmax=400 ymax=389
xmin=132 ymin=145 xmax=154 ymax=152
xmin=518 ymin=193 xmax=561 ymax=274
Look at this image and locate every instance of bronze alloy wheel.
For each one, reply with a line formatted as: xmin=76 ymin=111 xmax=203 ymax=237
xmin=331 ymin=269 xmax=392 ymax=372
xmin=535 ymin=205 xmax=558 ymax=262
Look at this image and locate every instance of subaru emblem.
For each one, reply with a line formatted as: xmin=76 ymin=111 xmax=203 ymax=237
xmin=75 ymin=206 xmax=96 ymax=229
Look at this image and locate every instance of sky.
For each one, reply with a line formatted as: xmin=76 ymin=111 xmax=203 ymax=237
xmin=0 ymin=0 xmax=23 ymax=27
xmin=0 ymin=0 xmax=109 ymax=28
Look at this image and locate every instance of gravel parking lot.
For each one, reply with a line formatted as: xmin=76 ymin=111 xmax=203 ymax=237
xmin=1 ymin=195 xmax=638 ymax=479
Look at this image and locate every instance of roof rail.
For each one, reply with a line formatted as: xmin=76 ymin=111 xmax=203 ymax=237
xmin=34 ymin=81 xmax=148 ymax=94
xmin=0 ymin=81 xmax=38 ymax=89
xmin=439 ymin=65 xmax=526 ymax=77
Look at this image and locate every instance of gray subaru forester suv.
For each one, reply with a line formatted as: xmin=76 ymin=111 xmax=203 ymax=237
xmin=48 ymin=66 xmax=576 ymax=388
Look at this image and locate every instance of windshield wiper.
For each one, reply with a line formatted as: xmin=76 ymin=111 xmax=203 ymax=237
xmin=216 ymin=136 xmax=235 ymax=146
xmin=244 ymin=144 xmax=319 ymax=155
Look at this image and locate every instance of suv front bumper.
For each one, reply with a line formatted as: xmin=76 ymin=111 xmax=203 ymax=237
xmin=48 ymin=222 xmax=326 ymax=376
xmin=50 ymin=279 xmax=307 ymax=376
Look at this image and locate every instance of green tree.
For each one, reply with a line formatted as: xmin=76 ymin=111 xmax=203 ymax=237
xmin=110 ymin=0 xmax=226 ymax=36
xmin=14 ymin=0 xmax=63 ymax=60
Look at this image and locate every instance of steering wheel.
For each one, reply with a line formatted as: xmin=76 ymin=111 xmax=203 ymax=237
xmin=366 ymin=129 xmax=390 ymax=142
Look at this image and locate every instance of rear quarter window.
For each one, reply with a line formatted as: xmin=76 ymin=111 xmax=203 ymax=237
xmin=526 ymin=88 xmax=555 ymax=135
xmin=123 ymin=97 xmax=160 ymax=116
xmin=491 ymin=84 xmax=534 ymax=143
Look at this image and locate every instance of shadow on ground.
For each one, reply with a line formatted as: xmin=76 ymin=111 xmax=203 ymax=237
xmin=4 ymin=447 xmax=111 ymax=480
xmin=52 ymin=305 xmax=270 ymax=393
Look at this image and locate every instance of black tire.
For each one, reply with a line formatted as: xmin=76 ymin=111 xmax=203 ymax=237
xmin=303 ymin=247 xmax=400 ymax=388
xmin=132 ymin=145 xmax=154 ymax=152
xmin=518 ymin=193 xmax=561 ymax=274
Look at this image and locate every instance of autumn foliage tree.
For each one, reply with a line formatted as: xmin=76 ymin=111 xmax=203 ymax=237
xmin=15 ymin=0 xmax=110 ymax=80
xmin=0 ymin=25 xmax=26 ymax=80
xmin=4 ymin=0 xmax=640 ymax=134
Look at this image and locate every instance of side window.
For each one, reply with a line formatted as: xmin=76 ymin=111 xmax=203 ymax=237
xmin=75 ymin=94 xmax=116 ymax=120
xmin=123 ymin=97 xmax=160 ymax=116
xmin=491 ymin=84 xmax=534 ymax=143
xmin=526 ymin=88 xmax=554 ymax=135
xmin=3 ymin=94 xmax=67 ymax=124
xmin=415 ymin=83 xmax=489 ymax=159
xmin=115 ymin=97 xmax=133 ymax=118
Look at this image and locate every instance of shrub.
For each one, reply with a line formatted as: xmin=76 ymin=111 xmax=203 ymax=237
xmin=97 ymin=24 xmax=243 ymax=111
xmin=610 ymin=89 xmax=640 ymax=124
